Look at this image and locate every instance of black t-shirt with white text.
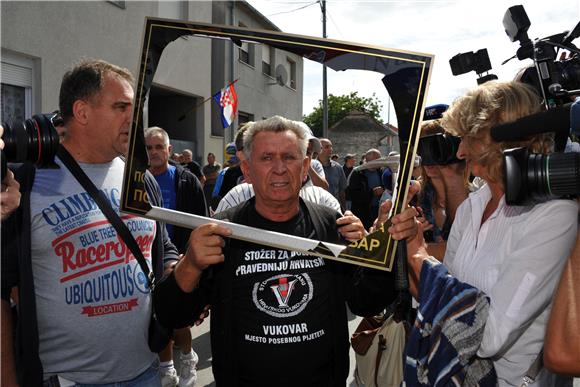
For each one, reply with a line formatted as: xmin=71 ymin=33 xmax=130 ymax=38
xmin=232 ymin=203 xmax=333 ymax=386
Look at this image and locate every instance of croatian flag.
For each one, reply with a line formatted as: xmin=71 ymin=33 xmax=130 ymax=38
xmin=213 ymin=83 xmax=238 ymax=128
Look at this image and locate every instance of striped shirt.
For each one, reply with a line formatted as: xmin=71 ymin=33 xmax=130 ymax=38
xmin=215 ymin=182 xmax=342 ymax=214
xmin=444 ymin=184 xmax=578 ymax=386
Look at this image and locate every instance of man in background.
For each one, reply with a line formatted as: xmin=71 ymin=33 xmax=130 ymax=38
xmin=347 ymin=148 xmax=384 ymax=229
xmin=304 ymin=130 xmax=329 ymax=190
xmin=202 ymin=152 xmax=221 ymax=207
xmin=181 ymin=149 xmax=205 ymax=185
xmin=216 ymin=124 xmax=250 ymax=202
xmin=342 ymin=154 xmax=356 ymax=180
xmin=319 ymin=138 xmax=347 ymax=211
xmin=145 ymin=126 xmax=206 ymax=387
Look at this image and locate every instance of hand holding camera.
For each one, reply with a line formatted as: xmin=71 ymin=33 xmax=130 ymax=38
xmin=1 ymin=168 xmax=21 ymax=221
xmin=0 ymin=125 xmax=21 ymax=221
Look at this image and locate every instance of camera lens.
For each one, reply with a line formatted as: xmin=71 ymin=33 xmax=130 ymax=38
xmin=531 ymin=152 xmax=580 ymax=199
xmin=2 ymin=114 xmax=60 ymax=167
xmin=504 ymin=147 xmax=580 ymax=205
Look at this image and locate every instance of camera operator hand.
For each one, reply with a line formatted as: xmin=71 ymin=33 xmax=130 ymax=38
xmin=0 ymin=125 xmax=21 ymax=222
xmin=1 ymin=170 xmax=21 ymax=221
xmin=544 ymin=222 xmax=580 ymax=376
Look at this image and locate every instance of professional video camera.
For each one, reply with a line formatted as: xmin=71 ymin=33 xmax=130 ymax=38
xmin=449 ymin=48 xmax=498 ymax=85
xmin=417 ymin=104 xmax=462 ymax=166
xmin=503 ymin=5 xmax=580 ymax=108
xmin=489 ymin=5 xmax=580 ymax=206
xmin=491 ymin=98 xmax=580 ymax=205
xmin=1 ymin=112 xmax=61 ymax=178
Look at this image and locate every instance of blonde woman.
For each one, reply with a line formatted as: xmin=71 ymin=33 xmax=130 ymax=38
xmin=405 ymin=81 xmax=578 ymax=386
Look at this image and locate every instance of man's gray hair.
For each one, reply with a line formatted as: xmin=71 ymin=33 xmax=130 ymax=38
xmin=243 ymin=116 xmax=308 ymax=160
xmin=144 ymin=126 xmax=170 ymax=146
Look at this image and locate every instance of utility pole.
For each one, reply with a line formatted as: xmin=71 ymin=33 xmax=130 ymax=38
xmin=321 ymin=0 xmax=328 ymax=138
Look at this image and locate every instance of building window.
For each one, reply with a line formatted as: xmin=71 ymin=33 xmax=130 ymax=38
xmin=287 ymin=58 xmax=296 ymax=89
xmin=238 ymin=111 xmax=254 ymax=126
xmin=262 ymin=45 xmax=274 ymax=76
xmin=1 ymin=52 xmax=36 ymax=123
xmin=1 ymin=84 xmax=26 ymax=122
xmin=238 ymin=23 xmax=254 ymax=67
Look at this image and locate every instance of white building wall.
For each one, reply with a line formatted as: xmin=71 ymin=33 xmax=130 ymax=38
xmin=1 ymin=0 xmax=302 ymax=165
xmin=1 ymin=1 xmax=159 ymax=113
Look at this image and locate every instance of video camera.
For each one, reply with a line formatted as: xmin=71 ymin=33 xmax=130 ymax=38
xmin=491 ymin=101 xmax=579 ymax=205
xmin=449 ymin=48 xmax=498 ymax=85
xmin=503 ymin=5 xmax=580 ymax=108
xmin=417 ymin=104 xmax=462 ymax=166
xmin=1 ymin=112 xmax=61 ymax=178
xmin=490 ymin=5 xmax=580 ymax=205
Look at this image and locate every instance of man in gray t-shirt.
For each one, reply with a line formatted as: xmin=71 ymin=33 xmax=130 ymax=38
xmin=1 ymin=59 xmax=178 ymax=386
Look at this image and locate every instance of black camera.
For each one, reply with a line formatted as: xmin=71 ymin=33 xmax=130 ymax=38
xmin=417 ymin=133 xmax=461 ymax=166
xmin=449 ymin=48 xmax=498 ymax=85
xmin=417 ymin=104 xmax=462 ymax=166
xmin=504 ymin=147 xmax=579 ymax=206
xmin=503 ymin=5 xmax=580 ymax=107
xmin=491 ymin=100 xmax=580 ymax=205
xmin=1 ymin=113 xmax=61 ymax=178
xmin=492 ymin=5 xmax=580 ymax=205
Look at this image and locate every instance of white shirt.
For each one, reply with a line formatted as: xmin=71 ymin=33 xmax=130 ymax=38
xmin=310 ymin=158 xmax=326 ymax=179
xmin=444 ymin=184 xmax=578 ymax=386
xmin=215 ymin=182 xmax=341 ymax=214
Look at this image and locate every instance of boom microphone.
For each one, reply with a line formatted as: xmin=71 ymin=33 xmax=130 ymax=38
xmin=490 ymin=103 xmax=572 ymax=142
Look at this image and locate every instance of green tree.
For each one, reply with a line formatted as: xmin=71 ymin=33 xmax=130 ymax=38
xmin=303 ymin=91 xmax=383 ymax=137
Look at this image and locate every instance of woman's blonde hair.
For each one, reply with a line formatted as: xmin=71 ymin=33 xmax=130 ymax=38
xmin=441 ymin=81 xmax=553 ymax=186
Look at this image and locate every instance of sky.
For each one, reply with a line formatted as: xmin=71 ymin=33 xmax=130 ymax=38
xmin=246 ymin=0 xmax=580 ymax=126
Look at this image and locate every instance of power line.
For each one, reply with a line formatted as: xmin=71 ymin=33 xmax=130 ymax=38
xmin=266 ymin=0 xmax=320 ymax=17
xmin=326 ymin=9 xmax=344 ymax=39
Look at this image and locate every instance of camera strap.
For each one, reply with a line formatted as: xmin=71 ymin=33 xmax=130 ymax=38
xmin=520 ymin=348 xmax=544 ymax=387
xmin=56 ymin=146 xmax=155 ymax=289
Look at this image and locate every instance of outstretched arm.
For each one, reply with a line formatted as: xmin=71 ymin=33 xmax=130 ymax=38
xmin=544 ymin=229 xmax=580 ymax=376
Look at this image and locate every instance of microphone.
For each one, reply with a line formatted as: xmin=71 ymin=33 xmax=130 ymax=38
xmin=490 ymin=103 xmax=572 ymax=141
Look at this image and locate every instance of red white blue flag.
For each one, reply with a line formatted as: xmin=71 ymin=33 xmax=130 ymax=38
xmin=213 ymin=83 xmax=238 ymax=128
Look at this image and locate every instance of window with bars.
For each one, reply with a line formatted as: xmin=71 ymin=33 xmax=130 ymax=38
xmin=238 ymin=23 xmax=255 ymax=67
xmin=1 ymin=53 xmax=35 ymax=123
xmin=262 ymin=45 xmax=274 ymax=76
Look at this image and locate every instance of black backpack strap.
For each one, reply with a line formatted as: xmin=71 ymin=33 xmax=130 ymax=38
xmin=0 ymin=162 xmax=44 ymax=386
xmin=302 ymin=199 xmax=338 ymax=243
xmin=56 ymin=147 xmax=155 ymax=288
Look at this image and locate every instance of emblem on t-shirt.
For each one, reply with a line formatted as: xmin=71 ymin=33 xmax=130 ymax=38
xmin=252 ymin=273 xmax=313 ymax=318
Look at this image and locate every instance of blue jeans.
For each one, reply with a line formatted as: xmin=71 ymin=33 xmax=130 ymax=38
xmin=44 ymin=362 xmax=161 ymax=387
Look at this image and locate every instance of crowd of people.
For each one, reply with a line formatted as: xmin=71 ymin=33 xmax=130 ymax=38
xmin=1 ymin=57 xmax=579 ymax=387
